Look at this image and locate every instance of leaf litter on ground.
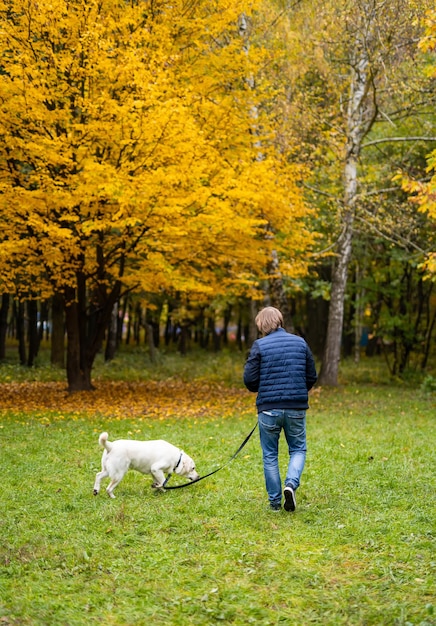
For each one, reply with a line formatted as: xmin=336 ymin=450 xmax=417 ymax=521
xmin=0 ymin=380 xmax=254 ymax=421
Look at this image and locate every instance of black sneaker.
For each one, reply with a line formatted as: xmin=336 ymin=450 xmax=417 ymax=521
xmin=283 ymin=486 xmax=296 ymax=512
xmin=269 ymin=503 xmax=281 ymax=512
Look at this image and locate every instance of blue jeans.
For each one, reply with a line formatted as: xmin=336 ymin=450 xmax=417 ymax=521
xmin=258 ymin=409 xmax=307 ymax=506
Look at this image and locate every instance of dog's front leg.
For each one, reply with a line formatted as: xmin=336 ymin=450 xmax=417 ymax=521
xmin=151 ymin=472 xmax=172 ymax=492
xmin=150 ymin=466 xmax=166 ymax=490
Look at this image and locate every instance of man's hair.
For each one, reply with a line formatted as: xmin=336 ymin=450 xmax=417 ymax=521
xmin=255 ymin=307 xmax=283 ymax=336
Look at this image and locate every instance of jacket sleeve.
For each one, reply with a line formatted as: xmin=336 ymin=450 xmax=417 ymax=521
xmin=305 ymin=345 xmax=318 ymax=391
xmin=243 ymin=341 xmax=261 ymax=392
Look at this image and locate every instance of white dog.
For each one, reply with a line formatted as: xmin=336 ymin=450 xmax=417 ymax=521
xmin=93 ymin=432 xmax=199 ymax=498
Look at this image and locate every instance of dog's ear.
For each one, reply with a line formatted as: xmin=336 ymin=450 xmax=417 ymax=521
xmin=182 ymin=454 xmax=195 ymax=475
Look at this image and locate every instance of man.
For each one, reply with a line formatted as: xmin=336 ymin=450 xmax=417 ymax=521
xmin=244 ymin=306 xmax=318 ymax=512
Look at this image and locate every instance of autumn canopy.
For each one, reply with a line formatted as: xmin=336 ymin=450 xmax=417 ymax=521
xmin=0 ymin=0 xmax=314 ymax=389
xmin=0 ymin=0 xmax=434 ymax=391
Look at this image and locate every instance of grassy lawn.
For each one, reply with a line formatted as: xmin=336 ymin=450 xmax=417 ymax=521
xmin=0 ymin=350 xmax=435 ymax=625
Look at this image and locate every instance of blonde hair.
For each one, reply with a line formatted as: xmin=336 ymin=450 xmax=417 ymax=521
xmin=255 ymin=307 xmax=283 ymax=336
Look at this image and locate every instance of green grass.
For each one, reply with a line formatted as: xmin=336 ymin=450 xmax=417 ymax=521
xmin=0 ymin=351 xmax=435 ymax=625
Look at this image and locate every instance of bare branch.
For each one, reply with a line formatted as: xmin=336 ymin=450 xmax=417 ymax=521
xmin=310 ymin=238 xmax=342 ymax=258
xmin=354 ymin=214 xmax=429 ymax=255
xmin=362 ymin=136 xmax=436 ymax=148
xmin=363 ymin=186 xmax=400 ymax=197
xmin=302 ymin=183 xmax=340 ymax=201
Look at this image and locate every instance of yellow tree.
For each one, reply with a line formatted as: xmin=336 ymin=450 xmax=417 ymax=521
xmin=0 ymin=0 xmax=313 ymax=388
xmin=400 ymin=9 xmax=436 ymax=277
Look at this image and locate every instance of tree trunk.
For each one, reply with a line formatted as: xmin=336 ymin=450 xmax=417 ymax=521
xmin=178 ymin=325 xmax=189 ymax=355
xmin=0 ymin=293 xmax=10 ymax=360
xmin=39 ymin=300 xmax=49 ymax=342
xmin=305 ymin=292 xmax=329 ymax=359
xmin=51 ymin=292 xmax=65 ymax=368
xmin=222 ymin=304 xmax=232 ymax=346
xmin=134 ymin=301 xmax=142 ymax=345
xmin=421 ymin=309 xmax=435 ymax=370
xmin=64 ymin=287 xmax=94 ymax=392
xmin=117 ymin=296 xmax=128 ymax=345
xmin=420 ymin=279 xmax=434 ymax=370
xmin=105 ymin=302 xmax=118 ymax=362
xmin=146 ymin=322 xmax=157 ymax=363
xmin=268 ymin=249 xmax=294 ymax=332
xmin=208 ymin=315 xmax=221 ymax=352
xmin=319 ymin=32 xmax=374 ymax=385
xmin=27 ymin=299 xmax=39 ymax=367
xmin=319 ymin=224 xmax=354 ymax=385
xmin=63 ymin=263 xmax=123 ymax=391
xmin=244 ymin=299 xmax=259 ymax=349
xmin=15 ymin=300 xmax=26 ymax=366
xmin=125 ymin=300 xmax=133 ymax=345
xmin=353 ymin=264 xmax=365 ymax=364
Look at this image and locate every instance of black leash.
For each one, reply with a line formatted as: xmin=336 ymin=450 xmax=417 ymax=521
xmin=164 ymin=422 xmax=258 ymax=490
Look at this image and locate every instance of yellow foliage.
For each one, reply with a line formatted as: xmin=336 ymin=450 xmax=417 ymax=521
xmin=393 ymin=10 xmax=436 ymax=278
xmin=0 ymin=0 xmax=315 ymax=301
xmin=419 ymin=9 xmax=436 ymax=60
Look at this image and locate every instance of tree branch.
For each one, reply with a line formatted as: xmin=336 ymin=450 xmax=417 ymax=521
xmin=354 ymin=214 xmax=430 ymax=255
xmin=362 ymin=136 xmax=436 ymax=148
xmin=302 ymin=183 xmax=340 ymax=201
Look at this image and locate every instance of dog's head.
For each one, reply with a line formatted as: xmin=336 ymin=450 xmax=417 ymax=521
xmin=176 ymin=451 xmax=199 ymax=482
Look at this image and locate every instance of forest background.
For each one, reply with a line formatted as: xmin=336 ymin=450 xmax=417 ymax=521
xmin=0 ymin=0 xmax=435 ymax=390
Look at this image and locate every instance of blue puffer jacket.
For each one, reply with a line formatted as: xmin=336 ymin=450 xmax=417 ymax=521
xmin=243 ymin=328 xmax=317 ymax=411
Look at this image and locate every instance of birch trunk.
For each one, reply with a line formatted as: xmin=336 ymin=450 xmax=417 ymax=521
xmin=319 ymin=31 xmax=374 ymax=385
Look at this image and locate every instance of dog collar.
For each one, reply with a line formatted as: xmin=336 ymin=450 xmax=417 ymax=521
xmin=174 ymin=451 xmax=183 ymax=471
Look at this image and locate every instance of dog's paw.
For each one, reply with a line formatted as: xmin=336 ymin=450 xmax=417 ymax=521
xmin=151 ymin=482 xmax=165 ymax=491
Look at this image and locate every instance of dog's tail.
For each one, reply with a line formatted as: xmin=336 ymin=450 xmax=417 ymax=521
xmin=98 ymin=432 xmax=112 ymax=451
